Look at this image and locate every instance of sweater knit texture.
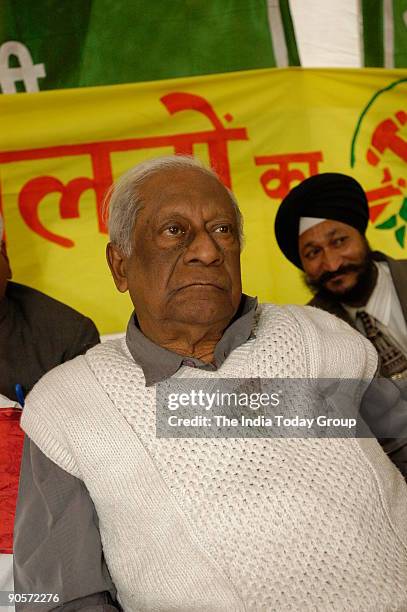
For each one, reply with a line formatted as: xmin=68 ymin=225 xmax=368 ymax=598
xmin=22 ymin=304 xmax=407 ymax=612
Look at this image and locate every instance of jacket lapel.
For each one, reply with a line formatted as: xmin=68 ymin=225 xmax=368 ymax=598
xmin=380 ymin=254 xmax=407 ymax=323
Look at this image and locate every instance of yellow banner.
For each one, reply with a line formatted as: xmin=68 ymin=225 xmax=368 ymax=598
xmin=1 ymin=68 xmax=406 ymax=334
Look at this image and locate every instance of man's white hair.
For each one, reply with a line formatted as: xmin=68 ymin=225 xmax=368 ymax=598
xmin=107 ymin=155 xmax=243 ymax=256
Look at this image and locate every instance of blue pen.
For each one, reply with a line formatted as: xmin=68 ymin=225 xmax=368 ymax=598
xmin=15 ymin=384 xmax=25 ymax=408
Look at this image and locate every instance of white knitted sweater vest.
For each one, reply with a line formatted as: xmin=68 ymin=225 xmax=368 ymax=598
xmin=22 ymin=304 xmax=407 ymax=612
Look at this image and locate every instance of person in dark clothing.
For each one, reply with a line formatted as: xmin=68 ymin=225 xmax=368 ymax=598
xmin=0 ymin=214 xmax=100 ymax=401
xmin=0 ymin=212 xmax=100 ymax=595
xmin=274 ymin=172 xmax=407 ymax=380
xmin=274 ymin=171 xmax=407 ymax=479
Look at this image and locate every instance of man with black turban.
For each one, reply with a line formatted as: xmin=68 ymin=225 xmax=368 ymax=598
xmin=275 ymin=172 xmax=407 ymax=381
xmin=275 ymin=172 xmax=407 ymax=479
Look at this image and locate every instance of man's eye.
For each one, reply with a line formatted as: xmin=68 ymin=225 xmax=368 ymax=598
xmin=333 ymin=237 xmax=347 ymax=247
xmin=164 ymin=225 xmax=185 ymax=236
xmin=304 ymin=248 xmax=319 ymax=260
xmin=214 ymin=225 xmax=231 ymax=234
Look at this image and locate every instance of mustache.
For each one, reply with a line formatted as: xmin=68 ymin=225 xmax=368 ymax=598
xmin=317 ymin=263 xmax=364 ymax=285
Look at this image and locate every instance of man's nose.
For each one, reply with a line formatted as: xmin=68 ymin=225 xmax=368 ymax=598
xmin=321 ymin=249 xmax=343 ymax=272
xmin=183 ymin=230 xmax=223 ymax=265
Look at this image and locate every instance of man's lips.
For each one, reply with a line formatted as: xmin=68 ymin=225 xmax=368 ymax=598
xmin=319 ymin=265 xmax=362 ymax=285
xmin=326 ymin=272 xmax=346 ymax=283
xmin=177 ymin=282 xmax=226 ymax=291
xmin=170 ymin=282 xmax=228 ymax=295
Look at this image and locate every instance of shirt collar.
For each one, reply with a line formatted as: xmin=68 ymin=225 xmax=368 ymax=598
xmin=125 ymin=294 xmax=258 ymax=386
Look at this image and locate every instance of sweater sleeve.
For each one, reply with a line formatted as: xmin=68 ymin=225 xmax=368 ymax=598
xmin=14 ymin=438 xmax=119 ymax=612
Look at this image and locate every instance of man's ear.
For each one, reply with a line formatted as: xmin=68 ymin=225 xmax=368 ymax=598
xmin=106 ymin=243 xmax=128 ymax=293
xmin=1 ymin=242 xmax=12 ymax=279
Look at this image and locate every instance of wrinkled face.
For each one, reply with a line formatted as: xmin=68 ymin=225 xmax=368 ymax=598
xmin=108 ymin=168 xmax=242 ymax=331
xmin=299 ymin=220 xmax=370 ymax=297
xmin=0 ymin=242 xmax=11 ymax=302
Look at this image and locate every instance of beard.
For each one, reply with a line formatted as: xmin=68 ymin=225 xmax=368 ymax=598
xmin=303 ymin=243 xmax=377 ymax=306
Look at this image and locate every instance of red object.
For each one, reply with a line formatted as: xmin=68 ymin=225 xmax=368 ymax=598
xmin=0 ymin=407 xmax=24 ymax=554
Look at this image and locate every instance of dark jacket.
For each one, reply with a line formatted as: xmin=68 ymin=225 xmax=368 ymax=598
xmin=308 ymin=251 xmax=407 ymax=479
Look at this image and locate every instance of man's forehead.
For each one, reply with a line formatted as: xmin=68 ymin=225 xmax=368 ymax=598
xmin=299 ymin=219 xmax=358 ymax=246
xmin=138 ymin=167 xmax=233 ymax=210
xmin=142 ymin=166 xmax=221 ymax=190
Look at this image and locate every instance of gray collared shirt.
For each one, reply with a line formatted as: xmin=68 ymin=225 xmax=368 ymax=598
xmin=126 ymin=294 xmax=257 ymax=386
xmin=13 ymin=295 xmax=257 ymax=611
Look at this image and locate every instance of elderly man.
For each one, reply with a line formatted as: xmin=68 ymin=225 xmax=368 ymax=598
xmin=14 ymin=157 xmax=407 ymax=611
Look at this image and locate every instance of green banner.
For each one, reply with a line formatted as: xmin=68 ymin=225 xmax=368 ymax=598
xmin=0 ymin=0 xmax=299 ymax=94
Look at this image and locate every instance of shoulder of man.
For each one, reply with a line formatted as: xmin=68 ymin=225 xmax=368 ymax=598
xmin=260 ymin=301 xmax=357 ymax=334
xmin=277 ymin=302 xmax=355 ymax=333
xmin=7 ymin=281 xmax=94 ymax=323
xmin=20 ymin=342 xmax=116 ymax=477
xmin=22 ymin=339 xmax=121 ymax=407
xmin=7 ymin=281 xmax=100 ymax=357
xmin=261 ymin=303 xmax=378 ymax=378
xmin=372 ymin=250 xmax=407 ymax=270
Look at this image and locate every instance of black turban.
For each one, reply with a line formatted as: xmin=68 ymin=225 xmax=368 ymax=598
xmin=274 ymin=173 xmax=369 ymax=269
